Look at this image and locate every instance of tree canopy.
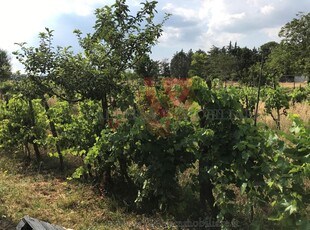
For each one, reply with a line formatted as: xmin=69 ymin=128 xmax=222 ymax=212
xmin=279 ymin=12 xmax=310 ymax=77
xmin=0 ymin=49 xmax=11 ymax=81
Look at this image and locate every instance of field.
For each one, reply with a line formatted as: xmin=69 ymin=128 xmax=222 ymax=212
xmin=0 ymin=81 xmax=309 ymax=229
xmin=258 ymin=101 xmax=310 ymax=131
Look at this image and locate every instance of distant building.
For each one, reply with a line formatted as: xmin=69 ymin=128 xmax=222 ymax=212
xmin=294 ymin=76 xmax=308 ymax=83
xmin=280 ymin=75 xmax=308 ymax=83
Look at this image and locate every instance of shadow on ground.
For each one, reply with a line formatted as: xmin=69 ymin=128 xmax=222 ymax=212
xmin=0 ymin=215 xmax=16 ymax=230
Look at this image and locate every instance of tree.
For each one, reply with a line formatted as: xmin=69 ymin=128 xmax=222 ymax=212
xmin=158 ymin=58 xmax=170 ymax=77
xmin=189 ymin=49 xmax=209 ymax=79
xmin=279 ymin=12 xmax=310 ymax=78
xmin=260 ymin=41 xmax=279 ymax=58
xmin=14 ymin=30 xmax=69 ymax=170
xmin=14 ymin=0 xmax=168 ymax=175
xmin=227 ymin=43 xmax=260 ymax=83
xmin=61 ymin=0 xmax=169 ymax=124
xmin=0 ymin=49 xmax=11 ymax=81
xmin=170 ymin=49 xmax=192 ymax=78
xmin=264 ymin=43 xmax=297 ymax=85
xmin=207 ymin=46 xmax=237 ymax=83
xmin=134 ymin=54 xmax=159 ymax=78
xmin=56 ymin=0 xmax=168 ymax=185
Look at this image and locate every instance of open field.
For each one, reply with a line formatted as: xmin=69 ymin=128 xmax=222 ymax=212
xmin=279 ymin=81 xmax=308 ymax=88
xmin=258 ymin=101 xmax=310 ymax=132
xmin=224 ymin=81 xmax=308 ymax=88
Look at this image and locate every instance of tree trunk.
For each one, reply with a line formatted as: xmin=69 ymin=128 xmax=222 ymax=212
xmin=101 ymin=93 xmax=109 ymax=127
xmin=119 ymin=156 xmax=131 ymax=184
xmin=33 ymin=142 xmax=41 ymax=162
xmin=24 ymin=142 xmax=31 ymax=161
xmin=276 ymin=109 xmax=281 ymax=130
xmin=28 ymin=100 xmax=41 ymax=162
xmin=43 ymin=100 xmax=64 ymax=171
xmin=198 ymin=147 xmax=219 ymax=219
xmin=100 ymin=94 xmax=112 ymax=188
xmin=198 ymin=110 xmax=219 ymax=219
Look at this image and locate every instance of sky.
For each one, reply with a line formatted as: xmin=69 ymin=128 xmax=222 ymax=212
xmin=1 ymin=0 xmax=310 ymax=72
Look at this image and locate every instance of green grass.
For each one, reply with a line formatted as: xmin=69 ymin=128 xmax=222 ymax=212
xmin=0 ymin=152 xmax=174 ymax=230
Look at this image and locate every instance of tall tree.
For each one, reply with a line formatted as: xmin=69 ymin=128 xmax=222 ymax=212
xmin=0 ymin=49 xmax=11 ymax=81
xmin=279 ymin=12 xmax=310 ymax=78
xmin=14 ymin=0 xmax=168 ymax=174
xmin=158 ymin=58 xmax=170 ymax=77
xmin=189 ymin=49 xmax=209 ymax=79
xmin=67 ymin=0 xmax=168 ymax=121
xmin=134 ymin=54 xmax=159 ymax=78
xmin=260 ymin=41 xmax=279 ymax=58
xmin=207 ymin=46 xmax=237 ymax=83
xmin=170 ymin=49 xmax=192 ymax=78
xmin=264 ymin=43 xmax=297 ymax=84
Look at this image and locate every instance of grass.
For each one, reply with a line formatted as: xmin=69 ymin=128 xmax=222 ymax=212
xmin=279 ymin=82 xmax=307 ymax=88
xmin=0 ymin=152 xmax=173 ymax=230
xmin=257 ymin=101 xmax=309 ymax=132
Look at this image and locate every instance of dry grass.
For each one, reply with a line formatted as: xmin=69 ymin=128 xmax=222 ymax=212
xmin=225 ymin=81 xmax=308 ymax=88
xmin=257 ymin=101 xmax=310 ymax=132
xmin=279 ymin=82 xmax=307 ymax=88
xmin=0 ymin=154 xmax=174 ymax=230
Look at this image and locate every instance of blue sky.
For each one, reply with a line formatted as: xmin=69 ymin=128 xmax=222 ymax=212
xmin=1 ymin=0 xmax=310 ymax=72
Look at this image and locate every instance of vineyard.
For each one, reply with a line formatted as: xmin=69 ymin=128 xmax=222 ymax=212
xmin=0 ymin=1 xmax=310 ymax=229
xmin=1 ymin=75 xmax=309 ymax=229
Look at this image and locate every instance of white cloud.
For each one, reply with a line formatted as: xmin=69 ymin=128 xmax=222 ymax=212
xmin=0 ymin=0 xmax=107 ymax=71
xmin=198 ymin=31 xmax=244 ymax=51
xmin=1 ymin=0 xmax=310 ymax=70
xmin=262 ymin=27 xmax=281 ymax=41
xmin=162 ymin=3 xmax=199 ymax=22
xmin=158 ymin=26 xmax=182 ymax=45
xmin=261 ymin=5 xmax=275 ymax=15
xmin=0 ymin=0 xmax=104 ymax=48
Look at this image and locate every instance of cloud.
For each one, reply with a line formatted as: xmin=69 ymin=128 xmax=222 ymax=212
xmin=0 ymin=0 xmax=109 ymax=71
xmin=159 ymin=27 xmax=183 ymax=45
xmin=1 ymin=0 xmax=310 ymax=70
xmin=261 ymin=5 xmax=275 ymax=15
xmin=162 ymin=3 xmax=200 ymax=22
xmin=1 ymin=1 xmax=103 ymax=50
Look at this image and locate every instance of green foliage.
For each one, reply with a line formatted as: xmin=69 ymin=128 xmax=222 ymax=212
xmin=264 ymin=87 xmax=290 ymax=129
xmin=207 ymin=46 xmax=237 ymax=82
xmin=0 ymin=97 xmax=48 ymax=152
xmin=290 ymin=86 xmax=309 ymax=104
xmin=265 ymin=43 xmax=297 ymax=83
xmin=170 ymin=50 xmax=192 ymax=78
xmin=46 ymin=99 xmax=103 ymax=160
xmin=66 ymin=0 xmax=169 ymax=101
xmin=265 ymin=115 xmax=310 ymax=228
xmin=0 ymin=49 xmax=11 ymax=81
xmin=238 ymin=86 xmax=258 ymax=118
xmin=134 ymin=54 xmax=159 ymax=78
xmin=158 ymin=59 xmax=170 ymax=77
xmin=279 ymin=12 xmax=310 ymax=77
xmin=189 ymin=50 xmax=209 ymax=79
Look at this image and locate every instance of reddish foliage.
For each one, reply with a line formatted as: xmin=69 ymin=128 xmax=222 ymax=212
xmin=108 ymin=118 xmax=119 ymax=130
xmin=144 ymin=77 xmax=155 ymax=87
xmin=140 ymin=77 xmax=192 ymax=135
xmin=162 ymin=78 xmax=191 ymax=106
xmin=142 ymin=77 xmax=192 ymax=117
